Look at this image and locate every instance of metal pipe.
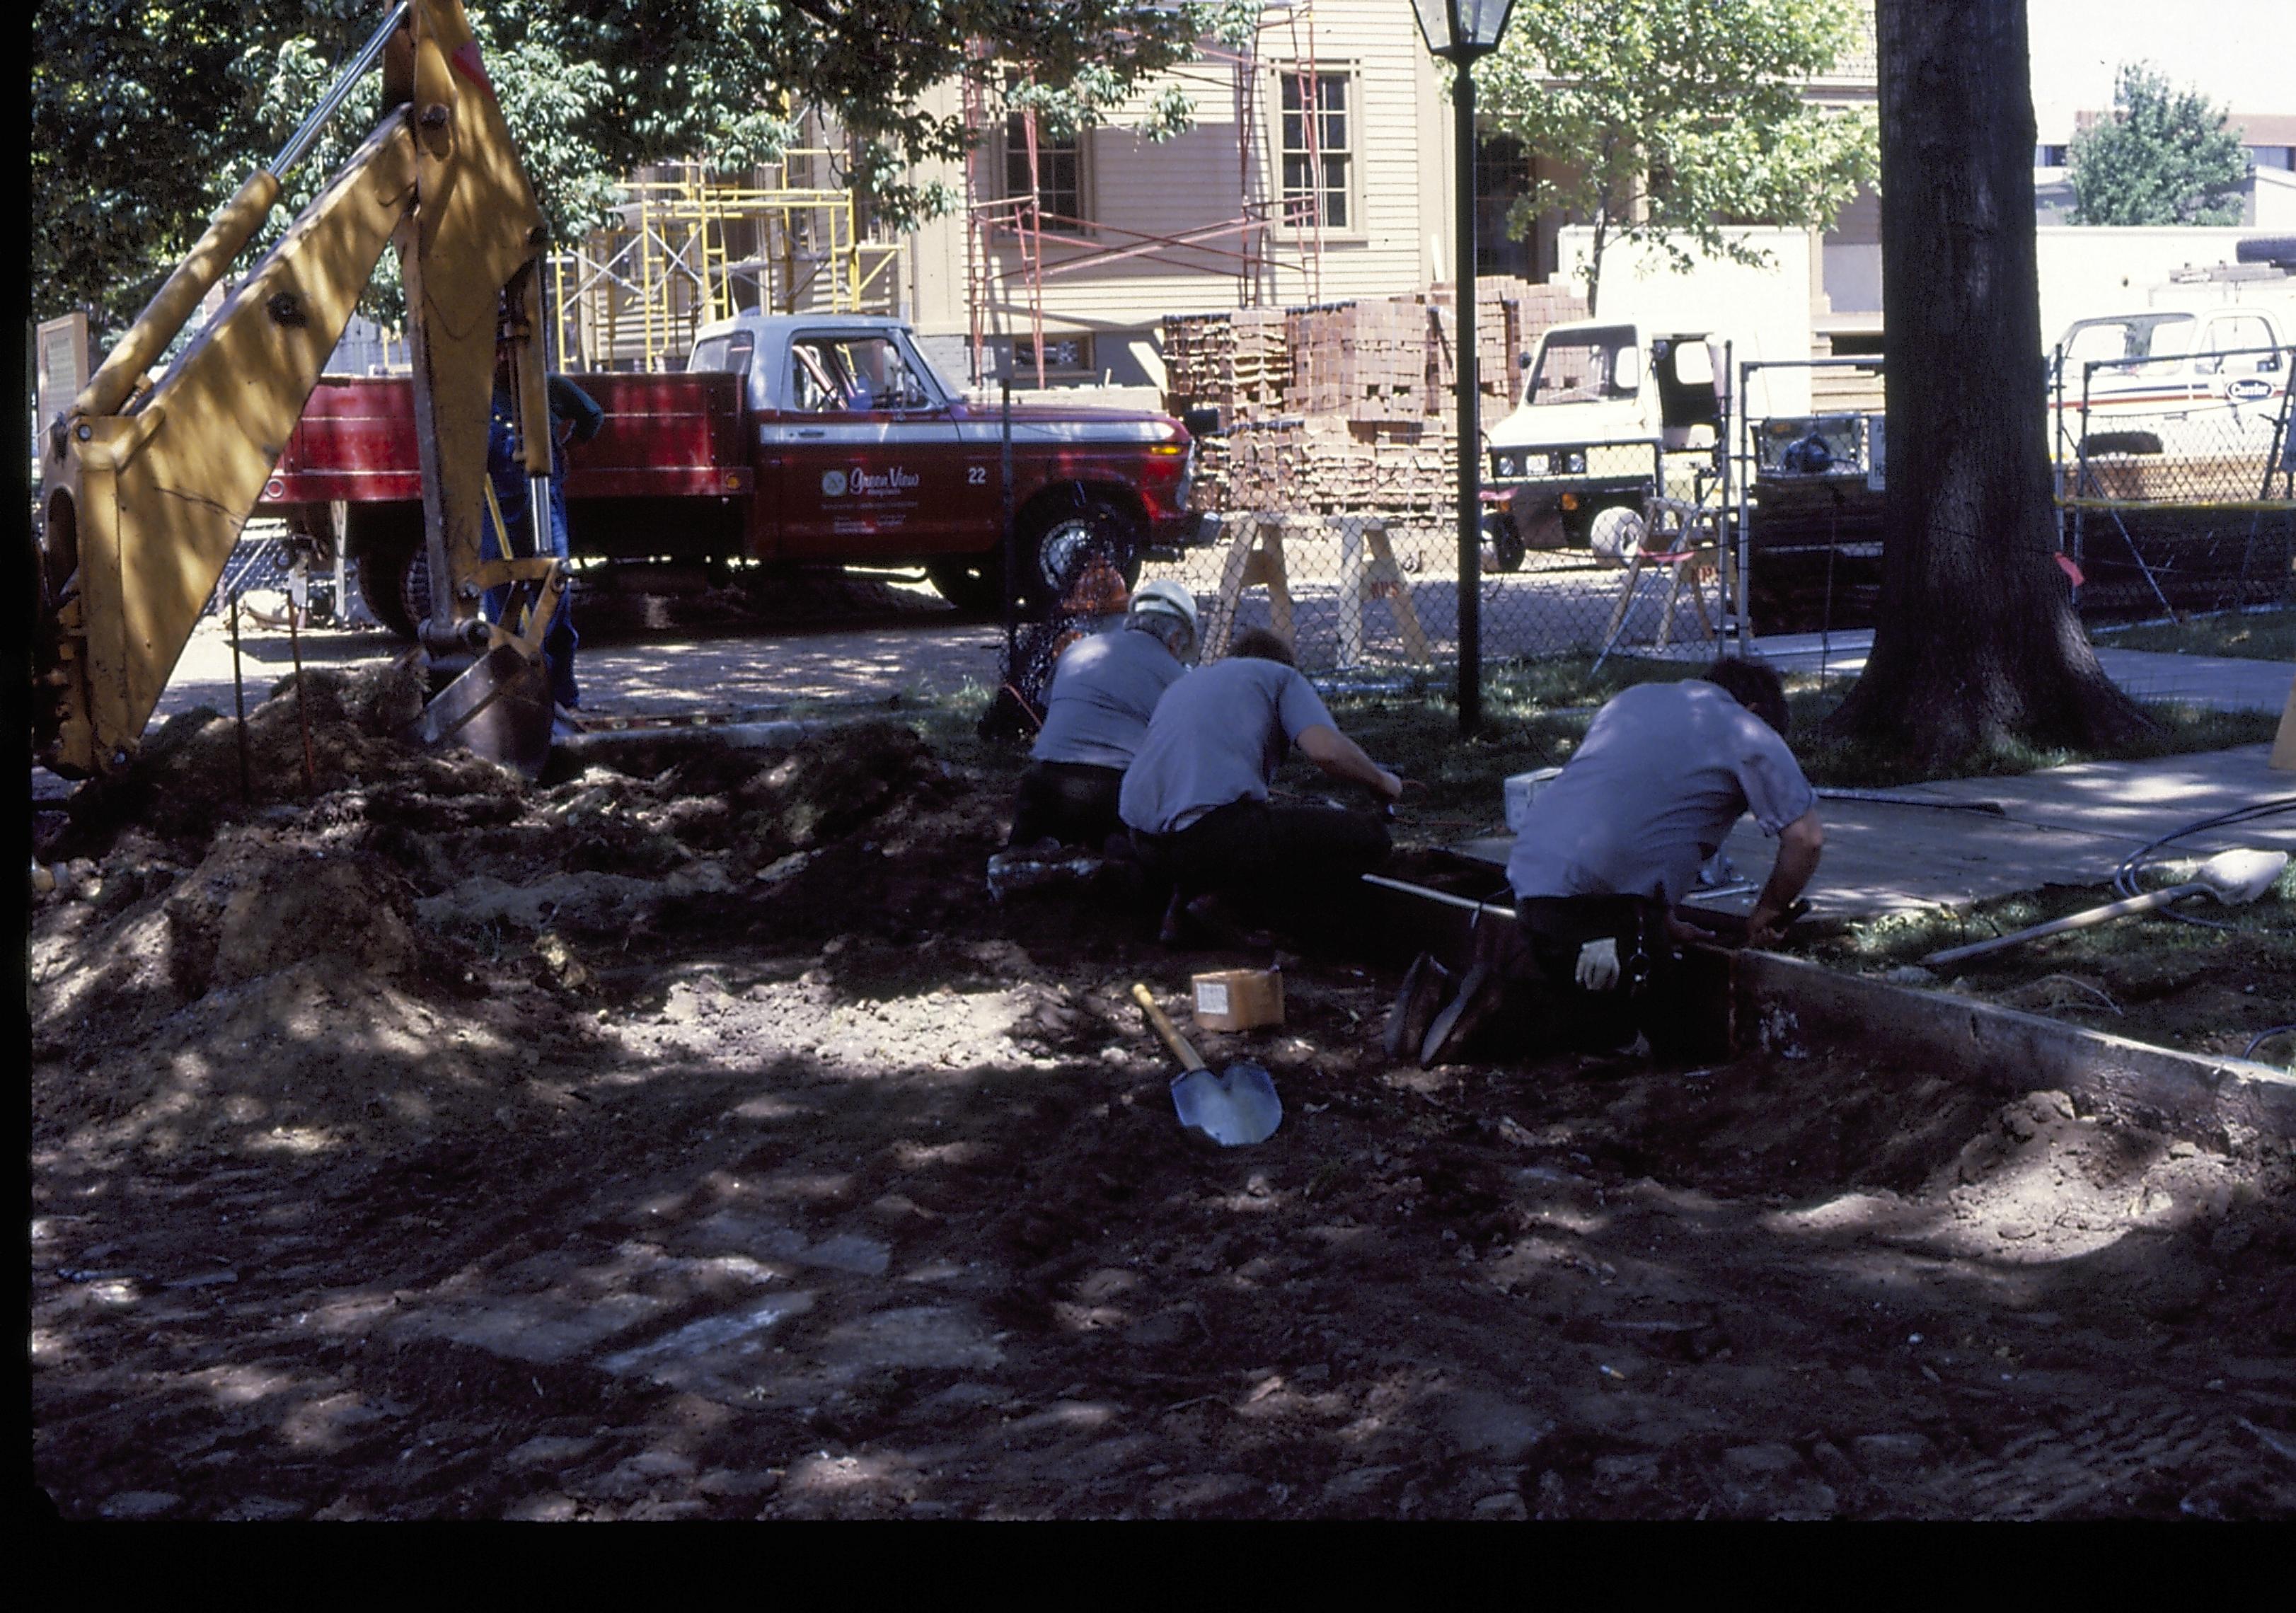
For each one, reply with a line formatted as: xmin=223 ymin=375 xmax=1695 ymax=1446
xmin=268 ymin=2 xmax=412 ymax=178
xmin=1361 ymin=873 xmax=1515 ymax=920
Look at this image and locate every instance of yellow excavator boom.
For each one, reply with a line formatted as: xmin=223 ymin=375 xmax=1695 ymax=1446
xmin=32 ymin=0 xmax=560 ymax=779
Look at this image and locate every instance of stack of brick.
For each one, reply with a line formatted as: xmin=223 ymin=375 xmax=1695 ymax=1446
xmin=1161 ymin=279 xmax=1587 ymax=514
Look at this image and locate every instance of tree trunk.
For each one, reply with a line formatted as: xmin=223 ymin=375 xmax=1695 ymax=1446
xmin=1823 ymin=0 xmax=2153 ymax=767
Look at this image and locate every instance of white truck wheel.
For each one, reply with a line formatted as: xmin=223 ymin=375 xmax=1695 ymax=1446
xmin=1589 ymin=505 xmax=1647 ymax=567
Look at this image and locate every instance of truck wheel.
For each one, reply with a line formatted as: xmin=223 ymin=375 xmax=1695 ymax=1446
xmin=356 ymin=536 xmax=431 ymax=642
xmin=925 ymin=556 xmax=1005 ymax=616
xmin=1017 ymin=494 xmax=1143 ymax=618
xmin=1485 ymin=512 xmax=1527 ymax=574
xmin=1589 ymin=506 xmax=1648 ymax=567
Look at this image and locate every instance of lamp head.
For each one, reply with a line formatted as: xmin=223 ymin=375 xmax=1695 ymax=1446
xmin=1412 ymin=0 xmax=1516 ymax=61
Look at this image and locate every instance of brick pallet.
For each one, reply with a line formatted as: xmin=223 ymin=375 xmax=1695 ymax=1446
xmin=1165 ymin=281 xmax=1586 ymax=514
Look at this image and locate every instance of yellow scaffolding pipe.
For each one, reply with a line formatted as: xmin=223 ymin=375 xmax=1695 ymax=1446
xmin=545 ymin=155 xmax=896 ymax=371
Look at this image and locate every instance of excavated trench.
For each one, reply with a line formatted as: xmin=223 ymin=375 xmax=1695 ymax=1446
xmin=30 ymin=680 xmax=2295 ymax=1519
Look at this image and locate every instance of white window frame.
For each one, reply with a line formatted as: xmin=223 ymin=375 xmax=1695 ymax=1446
xmin=1272 ymin=64 xmax=1361 ymax=238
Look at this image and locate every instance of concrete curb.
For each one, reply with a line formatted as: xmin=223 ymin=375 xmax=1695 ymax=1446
xmin=1729 ymin=949 xmax=2295 ymax=1148
xmin=1356 ymin=874 xmax=2293 ymax=1149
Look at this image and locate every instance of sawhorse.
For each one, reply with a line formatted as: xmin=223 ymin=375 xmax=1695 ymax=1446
xmin=1200 ymin=513 xmax=1433 ymax=666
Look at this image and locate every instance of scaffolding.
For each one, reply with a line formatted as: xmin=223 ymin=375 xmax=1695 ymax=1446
xmin=546 ymin=153 xmax=903 ymax=372
xmin=962 ymin=2 xmax=1332 ymax=387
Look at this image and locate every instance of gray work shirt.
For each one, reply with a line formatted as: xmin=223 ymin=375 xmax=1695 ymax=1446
xmin=1030 ymin=625 xmax=1187 ymax=770
xmin=1507 ymin=679 xmax=1818 ymax=906
xmin=1119 ymin=657 xmax=1338 ymax=834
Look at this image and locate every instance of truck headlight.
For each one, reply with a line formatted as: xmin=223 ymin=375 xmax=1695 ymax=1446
xmin=1491 ymin=451 xmax=1519 ymax=478
xmin=1550 ymin=449 xmax=1586 ymax=475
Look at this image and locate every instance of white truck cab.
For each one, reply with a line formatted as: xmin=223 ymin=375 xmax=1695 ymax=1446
xmin=1483 ymin=320 xmax=1729 ymax=565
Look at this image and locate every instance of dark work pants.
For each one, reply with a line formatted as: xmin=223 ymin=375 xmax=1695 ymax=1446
xmin=1009 ymin=761 xmax=1126 ymax=850
xmin=1513 ymin=894 xmax=1683 ymax=1056
xmin=1136 ymin=796 xmax=1392 ymax=918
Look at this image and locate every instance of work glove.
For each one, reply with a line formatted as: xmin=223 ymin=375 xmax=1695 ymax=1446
xmin=1574 ymin=936 xmax=1621 ymax=992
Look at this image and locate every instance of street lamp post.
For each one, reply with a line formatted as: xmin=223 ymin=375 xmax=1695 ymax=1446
xmin=1409 ymin=0 xmax=1515 ymax=736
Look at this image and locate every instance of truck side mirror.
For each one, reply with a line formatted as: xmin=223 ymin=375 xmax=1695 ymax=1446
xmin=1517 ymin=352 xmax=1532 ymax=371
xmin=1182 ymin=405 xmax=1224 ymax=439
xmin=1613 ymin=347 xmax=1642 ymax=393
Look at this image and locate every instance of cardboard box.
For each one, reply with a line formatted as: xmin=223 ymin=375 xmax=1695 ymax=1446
xmin=1503 ymin=766 xmax=1564 ymax=837
xmin=1192 ymin=967 xmax=1284 ymax=1032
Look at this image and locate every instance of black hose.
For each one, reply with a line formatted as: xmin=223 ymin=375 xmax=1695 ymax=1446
xmin=2243 ymin=1024 xmax=2295 ymax=1063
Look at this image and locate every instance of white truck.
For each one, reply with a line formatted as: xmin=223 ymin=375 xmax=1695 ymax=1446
xmin=2051 ymin=262 xmax=2294 ymax=470
xmin=1482 ymin=318 xmax=1823 ymax=566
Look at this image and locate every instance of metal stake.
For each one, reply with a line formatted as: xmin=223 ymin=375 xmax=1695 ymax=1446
xmin=1001 ymin=378 xmax=1017 ymax=676
xmin=229 ymin=589 xmax=251 ymax=804
xmin=289 ymin=598 xmax=318 ymax=797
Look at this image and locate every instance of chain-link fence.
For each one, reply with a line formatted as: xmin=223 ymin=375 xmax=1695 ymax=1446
xmin=200 ymin=516 xmax=372 ymax=630
xmin=2053 ymin=342 xmax=2295 ymax=620
xmin=1124 ymin=340 xmax=2292 ymax=683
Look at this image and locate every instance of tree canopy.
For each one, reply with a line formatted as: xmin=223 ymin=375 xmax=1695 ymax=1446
xmin=31 ymin=0 xmax=1205 ymax=332
xmin=2066 ymin=62 xmax=2249 ymax=228
xmin=1478 ymin=0 xmax=1879 ymax=313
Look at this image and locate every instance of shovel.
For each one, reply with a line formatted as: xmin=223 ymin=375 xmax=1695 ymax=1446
xmin=1923 ymin=848 xmax=2288 ymax=968
xmin=1131 ymin=983 xmax=1283 ymax=1147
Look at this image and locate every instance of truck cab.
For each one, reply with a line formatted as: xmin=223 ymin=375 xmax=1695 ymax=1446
xmin=1482 ymin=320 xmax=1726 ymax=566
xmin=2052 ymin=305 xmax=2290 ymax=461
xmin=684 ymin=309 xmax=1199 ymax=611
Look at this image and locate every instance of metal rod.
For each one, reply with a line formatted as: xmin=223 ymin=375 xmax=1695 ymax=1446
xmin=1001 ymin=379 xmax=1017 ymax=674
xmin=268 ymin=2 xmax=411 ymax=178
xmin=1361 ymin=873 xmax=1515 ymax=920
xmin=289 ymin=603 xmax=318 ymax=797
xmin=229 ymin=591 xmax=251 ymax=804
xmin=1454 ymin=63 xmax=1481 ymax=736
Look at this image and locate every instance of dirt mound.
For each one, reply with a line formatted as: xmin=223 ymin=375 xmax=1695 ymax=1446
xmin=164 ymin=828 xmax=421 ymax=995
xmin=59 ymin=655 xmax=439 ymax=854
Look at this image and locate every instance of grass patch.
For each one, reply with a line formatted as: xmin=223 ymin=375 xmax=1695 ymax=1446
xmin=1318 ymin=656 xmax=2276 ymax=822
xmin=894 ymin=652 xmax=2275 ymax=839
xmin=1808 ymin=858 xmax=2296 ymax=1061
xmin=2092 ymin=606 xmax=2296 ymax=663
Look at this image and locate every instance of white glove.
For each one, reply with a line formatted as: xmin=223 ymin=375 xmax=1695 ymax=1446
xmin=1574 ymin=936 xmax=1621 ymax=991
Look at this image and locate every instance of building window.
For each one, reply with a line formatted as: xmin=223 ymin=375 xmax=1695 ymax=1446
xmin=1280 ymin=71 xmax=1352 ymax=231
xmin=2036 ymin=144 xmax=2070 ymax=167
xmin=1015 ymin=334 xmax=1095 ymax=382
xmin=2247 ymin=144 xmax=2295 ymax=171
xmin=1004 ymin=114 xmax=1085 ymax=229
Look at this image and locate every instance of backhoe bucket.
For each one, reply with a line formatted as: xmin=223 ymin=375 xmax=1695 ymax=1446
xmin=417 ymin=642 xmax=553 ymax=777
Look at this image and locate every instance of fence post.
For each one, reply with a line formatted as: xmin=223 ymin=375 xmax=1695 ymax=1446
xmin=1335 ymin=515 xmax=1364 ymax=670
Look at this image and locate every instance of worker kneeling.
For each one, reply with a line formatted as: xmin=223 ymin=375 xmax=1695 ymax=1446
xmin=1121 ymin=628 xmax=1406 ymax=945
xmin=1008 ymin=579 xmax=1201 ymax=851
xmin=1406 ymin=657 xmax=1823 ymax=1065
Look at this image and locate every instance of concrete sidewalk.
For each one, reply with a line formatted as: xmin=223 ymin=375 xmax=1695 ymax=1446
xmin=1455 ymin=743 xmax=2295 ymax=923
xmin=1746 ymin=628 xmax=2295 ymax=716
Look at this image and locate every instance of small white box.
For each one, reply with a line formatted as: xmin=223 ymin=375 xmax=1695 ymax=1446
xmin=1503 ymin=767 xmax=1564 ymax=837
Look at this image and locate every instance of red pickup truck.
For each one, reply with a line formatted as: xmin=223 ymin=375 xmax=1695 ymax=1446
xmin=258 ymin=312 xmax=1205 ymax=637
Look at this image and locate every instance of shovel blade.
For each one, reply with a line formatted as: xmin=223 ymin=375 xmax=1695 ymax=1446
xmin=418 ymin=643 xmax=554 ymax=779
xmin=2198 ymin=848 xmax=2289 ymax=906
xmin=1170 ymin=1061 xmax=1283 ymax=1147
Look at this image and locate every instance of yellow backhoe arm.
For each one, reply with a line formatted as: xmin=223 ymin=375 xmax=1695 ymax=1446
xmin=32 ymin=0 xmax=556 ymax=778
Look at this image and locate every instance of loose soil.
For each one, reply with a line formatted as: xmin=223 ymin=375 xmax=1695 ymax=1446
xmin=30 ymin=678 xmax=2296 ymax=1520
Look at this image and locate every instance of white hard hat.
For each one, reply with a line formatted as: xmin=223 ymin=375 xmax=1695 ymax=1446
xmin=1129 ymin=578 xmax=1200 ymax=640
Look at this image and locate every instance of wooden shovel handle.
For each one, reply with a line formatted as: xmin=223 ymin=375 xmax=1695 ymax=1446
xmin=1924 ymin=884 xmax=2195 ymax=968
xmin=1131 ymin=983 xmax=1208 ymax=1072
